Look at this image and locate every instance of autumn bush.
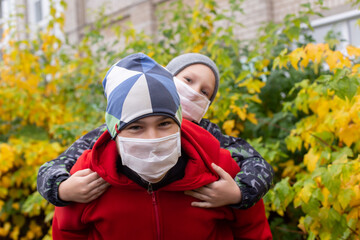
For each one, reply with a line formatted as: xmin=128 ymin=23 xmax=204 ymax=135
xmin=262 ymin=43 xmax=360 ymax=240
xmin=0 ymin=0 xmax=360 ymax=239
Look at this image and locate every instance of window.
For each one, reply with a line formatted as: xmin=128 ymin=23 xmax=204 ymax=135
xmin=311 ymin=10 xmax=360 ymax=49
xmin=0 ymin=0 xmax=4 ymax=41
xmin=349 ymin=18 xmax=360 ymax=46
xmin=34 ymin=0 xmax=42 ymax=23
xmin=0 ymin=0 xmax=3 ymax=19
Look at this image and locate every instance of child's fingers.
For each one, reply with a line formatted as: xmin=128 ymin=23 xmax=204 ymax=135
xmin=184 ymin=189 xmax=212 ymax=202
xmin=188 ymin=185 xmax=213 ymax=196
xmin=82 ymin=171 xmax=102 ymax=184
xmin=211 ymin=163 xmax=232 ymax=180
xmin=190 ymin=201 xmax=212 ymax=208
xmin=87 ymin=174 xmax=107 ymax=189
xmin=72 ymin=168 xmax=94 ymax=177
xmin=85 ymin=182 xmax=110 ymax=202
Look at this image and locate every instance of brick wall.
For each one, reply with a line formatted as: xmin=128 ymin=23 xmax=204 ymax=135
xmin=64 ymin=0 xmax=355 ymax=43
xmin=272 ymin=0 xmax=349 ymax=22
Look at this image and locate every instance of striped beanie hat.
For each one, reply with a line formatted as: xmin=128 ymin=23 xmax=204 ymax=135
xmin=103 ymin=53 xmax=182 ymax=139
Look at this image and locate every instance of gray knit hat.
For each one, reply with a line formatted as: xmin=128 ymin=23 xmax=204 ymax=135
xmin=166 ymin=53 xmax=220 ymax=103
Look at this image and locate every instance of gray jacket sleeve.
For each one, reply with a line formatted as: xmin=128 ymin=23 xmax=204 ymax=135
xmin=36 ymin=124 xmax=106 ymax=206
xmin=199 ymin=119 xmax=274 ymax=209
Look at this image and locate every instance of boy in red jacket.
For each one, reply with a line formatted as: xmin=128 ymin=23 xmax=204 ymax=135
xmin=52 ymin=53 xmax=272 ymax=240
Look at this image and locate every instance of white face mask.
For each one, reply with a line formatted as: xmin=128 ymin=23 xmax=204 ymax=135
xmin=116 ymin=132 xmax=181 ymax=183
xmin=174 ymin=77 xmax=211 ymax=123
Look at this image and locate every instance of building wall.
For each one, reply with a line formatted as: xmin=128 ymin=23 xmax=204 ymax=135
xmin=66 ymin=0 xmax=355 ymax=42
xmin=1 ymin=0 xmax=358 ymax=46
xmin=63 ymin=0 xmax=156 ymax=44
xmin=230 ymin=0 xmax=353 ymax=40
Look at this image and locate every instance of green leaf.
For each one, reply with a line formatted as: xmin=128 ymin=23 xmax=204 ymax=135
xmin=321 ymin=170 xmax=340 ymax=195
xmin=328 ymin=209 xmax=348 ymax=238
xmin=285 ymin=26 xmax=301 ymax=40
xmin=273 ymin=177 xmax=294 ymax=209
xmin=330 ymin=76 xmax=358 ymax=100
xmin=302 ymin=197 xmax=320 ymax=217
xmin=316 ymin=74 xmax=332 ymax=83
xmin=338 ymin=188 xmax=354 ymax=210
xmin=14 ymin=125 xmax=49 ymax=141
xmin=22 ymin=192 xmax=44 ymax=213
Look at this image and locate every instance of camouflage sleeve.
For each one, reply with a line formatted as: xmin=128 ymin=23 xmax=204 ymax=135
xmin=36 ymin=124 xmax=107 ymax=206
xmin=199 ymin=119 xmax=274 ymax=209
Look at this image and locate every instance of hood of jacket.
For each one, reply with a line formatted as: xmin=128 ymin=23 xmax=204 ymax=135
xmin=72 ymin=119 xmax=240 ymax=191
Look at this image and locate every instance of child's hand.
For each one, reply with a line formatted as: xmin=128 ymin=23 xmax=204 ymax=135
xmin=184 ymin=163 xmax=241 ymax=208
xmin=58 ymin=169 xmax=110 ymax=203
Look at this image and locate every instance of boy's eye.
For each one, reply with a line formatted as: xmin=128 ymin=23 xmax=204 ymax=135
xmin=127 ymin=125 xmax=142 ymax=131
xmin=159 ymin=121 xmax=172 ymax=127
xmin=201 ymin=90 xmax=209 ymax=96
xmin=184 ymin=77 xmax=192 ymax=83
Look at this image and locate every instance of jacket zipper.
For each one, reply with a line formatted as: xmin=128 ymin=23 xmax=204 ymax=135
xmin=148 ymin=183 xmax=161 ymax=240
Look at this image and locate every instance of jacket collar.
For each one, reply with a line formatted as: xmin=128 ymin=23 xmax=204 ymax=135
xmin=89 ymin=119 xmax=240 ymax=191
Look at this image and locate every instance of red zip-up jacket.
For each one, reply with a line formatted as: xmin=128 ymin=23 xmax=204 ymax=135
xmin=52 ymin=119 xmax=272 ymax=240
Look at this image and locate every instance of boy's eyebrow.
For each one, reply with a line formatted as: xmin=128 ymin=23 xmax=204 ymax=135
xmin=188 ymin=71 xmax=214 ymax=89
xmin=133 ymin=116 xmax=171 ymax=124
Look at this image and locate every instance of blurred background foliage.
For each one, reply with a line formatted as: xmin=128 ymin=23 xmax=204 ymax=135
xmin=1 ymin=0 xmax=360 ymax=239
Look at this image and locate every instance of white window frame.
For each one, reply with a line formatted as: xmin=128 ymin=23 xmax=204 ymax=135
xmin=26 ymin=0 xmax=65 ymax=41
xmin=0 ymin=0 xmax=15 ymax=52
xmin=27 ymin=0 xmax=50 ymax=30
xmin=310 ymin=9 xmax=360 ymax=48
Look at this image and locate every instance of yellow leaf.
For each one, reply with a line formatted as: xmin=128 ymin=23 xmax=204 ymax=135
xmin=322 ymin=187 xmax=330 ymax=208
xmin=44 ymin=65 xmax=59 ymax=75
xmin=286 ymin=135 xmax=302 ymax=153
xmin=347 ymin=207 xmax=359 ymax=222
xmin=347 ymin=45 xmax=360 ymax=58
xmin=0 ymin=222 xmax=11 ymax=237
xmin=235 ymin=122 xmax=244 ymax=133
xmin=351 ymin=64 xmax=360 ymax=75
xmin=147 ymin=51 xmax=155 ymax=58
xmin=231 ymin=105 xmax=247 ymax=121
xmin=249 ymin=79 xmax=265 ymax=94
xmin=309 ymin=219 xmax=320 ymax=236
xmin=262 ymin=59 xmax=270 ymax=67
xmin=297 ymin=217 xmax=306 ymax=233
xmin=0 ymin=143 xmax=15 ymax=173
xmin=276 ymin=209 xmax=284 ymax=216
xmin=280 ymin=160 xmax=301 ymax=179
xmin=338 ymin=124 xmax=360 ymax=147
xmin=9 ymin=226 xmax=20 ymax=240
xmin=304 ymin=43 xmax=318 ymax=62
xmin=304 ymin=148 xmax=319 ymax=172
xmin=222 ymin=120 xmax=235 ymax=136
xmin=293 ymin=195 xmax=301 ymax=208
xmin=350 ymin=186 xmax=360 ymax=207
xmin=237 ymin=78 xmax=251 ymax=88
xmin=246 ymin=113 xmax=258 ymax=125
xmin=299 ymin=183 xmax=313 ymax=203
xmin=247 ymin=95 xmax=262 ymax=104
xmin=12 ymin=202 xmax=20 ymax=210
xmin=325 ymin=51 xmax=338 ymax=71
xmin=319 ymin=231 xmax=331 ymax=240
xmin=289 ymin=48 xmax=304 ymax=70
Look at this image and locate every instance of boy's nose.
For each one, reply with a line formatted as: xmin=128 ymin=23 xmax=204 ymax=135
xmin=143 ymin=128 xmax=159 ymax=139
xmin=192 ymin=84 xmax=202 ymax=95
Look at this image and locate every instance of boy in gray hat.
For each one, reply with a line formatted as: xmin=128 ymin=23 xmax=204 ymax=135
xmin=38 ymin=53 xmax=273 ymax=210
